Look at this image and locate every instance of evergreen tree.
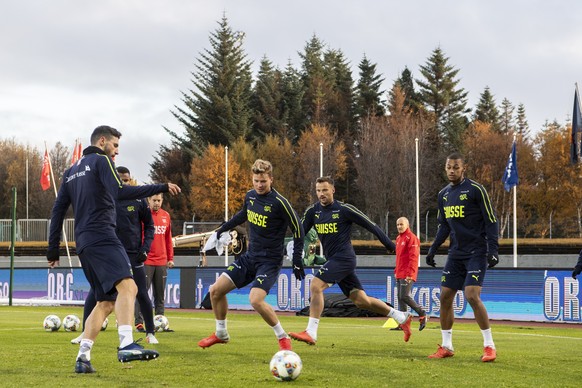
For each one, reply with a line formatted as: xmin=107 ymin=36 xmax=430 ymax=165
xmin=323 ymin=49 xmax=356 ymax=138
xmin=169 ymin=16 xmax=253 ymax=152
xmin=280 ymin=62 xmax=306 ymax=142
xmin=355 ymin=55 xmax=385 ymax=118
xmin=299 ymin=35 xmax=328 ymax=125
xmin=152 ymin=16 xmax=252 ymax=222
xmin=499 ymin=97 xmax=515 ymax=134
xmin=416 ymin=47 xmax=469 ymax=152
xmin=474 ymin=86 xmax=501 ymax=131
xmin=250 ymin=56 xmax=286 ymax=141
xmin=394 ymin=67 xmax=420 ymax=112
xmin=516 ymin=103 xmax=531 ymax=139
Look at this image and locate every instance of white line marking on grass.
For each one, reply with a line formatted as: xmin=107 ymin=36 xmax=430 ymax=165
xmin=312 ymin=323 xmax=582 ymax=341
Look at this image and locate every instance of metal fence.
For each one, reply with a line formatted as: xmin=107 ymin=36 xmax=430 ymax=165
xmin=181 ymin=221 xmax=222 ymax=235
xmin=0 ymin=219 xmax=75 ymax=242
xmin=2 ymin=219 xmax=221 ymax=242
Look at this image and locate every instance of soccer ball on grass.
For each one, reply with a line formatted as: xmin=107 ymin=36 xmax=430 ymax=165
xmin=154 ymin=315 xmax=169 ymax=332
xmin=270 ymin=350 xmax=302 ymax=381
xmin=43 ymin=314 xmax=62 ymax=332
xmin=63 ymin=314 xmax=81 ymax=332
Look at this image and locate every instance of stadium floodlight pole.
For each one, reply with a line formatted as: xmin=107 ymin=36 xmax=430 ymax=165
xmin=319 ymin=143 xmax=323 ymax=176
xmin=45 ymin=141 xmax=73 ymax=270
xmin=26 ymin=155 xmax=29 ymax=220
xmin=319 ymin=142 xmax=324 ymax=255
xmin=512 ymin=132 xmax=518 ymax=268
xmin=225 ymin=146 xmax=229 ymax=266
xmin=9 ymin=187 xmax=16 ymax=306
xmin=415 ymin=138 xmax=420 ymax=266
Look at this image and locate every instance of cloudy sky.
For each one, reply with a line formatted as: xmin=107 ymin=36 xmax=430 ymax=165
xmin=1 ymin=1 xmax=580 ymax=182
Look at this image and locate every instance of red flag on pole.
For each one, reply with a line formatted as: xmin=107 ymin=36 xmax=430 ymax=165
xmin=40 ymin=149 xmax=51 ymax=191
xmin=71 ymin=140 xmax=82 ymax=165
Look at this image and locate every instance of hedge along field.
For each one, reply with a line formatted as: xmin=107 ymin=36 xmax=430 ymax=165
xmin=2 ymin=306 xmax=581 ymax=387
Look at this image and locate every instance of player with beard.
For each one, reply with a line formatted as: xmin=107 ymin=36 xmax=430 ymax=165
xmin=289 ymin=176 xmax=412 ymax=345
xmin=48 ymin=125 xmax=180 ymax=373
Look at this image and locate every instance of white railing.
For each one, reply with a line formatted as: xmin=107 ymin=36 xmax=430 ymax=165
xmin=0 ymin=219 xmax=75 ymax=242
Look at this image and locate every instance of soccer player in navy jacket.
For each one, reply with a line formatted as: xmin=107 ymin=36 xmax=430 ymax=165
xmin=198 ymin=159 xmax=305 ymax=351
xmin=70 ymin=166 xmax=159 ymax=345
xmin=289 ymin=176 xmax=413 ymax=345
xmin=47 ymin=125 xmax=181 ymax=373
xmin=425 ymin=152 xmax=499 ymax=362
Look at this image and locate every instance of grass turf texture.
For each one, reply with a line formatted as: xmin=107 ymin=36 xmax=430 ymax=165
xmin=1 ymin=306 xmax=581 ymax=387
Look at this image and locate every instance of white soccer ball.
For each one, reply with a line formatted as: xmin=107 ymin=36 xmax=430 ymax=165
xmin=270 ymin=350 xmax=302 ymax=381
xmin=153 ymin=315 xmax=169 ymax=332
xmin=63 ymin=314 xmax=81 ymax=332
xmin=101 ymin=317 xmax=108 ymax=331
xmin=43 ymin=314 xmax=62 ymax=332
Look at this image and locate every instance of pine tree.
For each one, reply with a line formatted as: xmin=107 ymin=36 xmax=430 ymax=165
xmin=499 ymin=98 xmax=515 ymax=134
xmin=250 ymin=56 xmax=286 ymax=141
xmin=169 ymin=16 xmax=253 ymax=152
xmin=280 ymin=62 xmax=306 ymax=142
xmin=516 ymin=103 xmax=531 ymax=139
xmin=416 ymin=47 xmax=469 ymax=152
xmin=474 ymin=86 xmax=501 ymax=131
xmin=394 ymin=67 xmax=420 ymax=112
xmin=323 ymin=49 xmax=355 ymax=138
xmin=299 ymin=35 xmax=328 ymax=125
xmin=355 ymin=55 xmax=385 ymax=118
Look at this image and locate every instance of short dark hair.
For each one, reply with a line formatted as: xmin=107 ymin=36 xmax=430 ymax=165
xmin=316 ymin=176 xmax=334 ymax=186
xmin=446 ymin=152 xmax=465 ymax=163
xmin=116 ymin=166 xmax=130 ymax=175
xmin=90 ymin=125 xmax=122 ymax=145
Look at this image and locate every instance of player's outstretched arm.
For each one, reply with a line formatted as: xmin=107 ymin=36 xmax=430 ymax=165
xmin=342 ymin=203 xmax=395 ymax=251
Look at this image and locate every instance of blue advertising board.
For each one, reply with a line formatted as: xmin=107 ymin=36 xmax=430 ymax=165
xmin=1 ymin=267 xmax=581 ymax=323
xmin=190 ymin=267 xmax=582 ymax=323
xmin=0 ymin=268 xmax=181 ymax=308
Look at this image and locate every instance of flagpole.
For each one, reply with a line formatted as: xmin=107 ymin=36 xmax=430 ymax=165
xmin=512 ymin=132 xmax=518 ymax=268
xmin=45 ymin=141 xmax=73 ymax=269
xmin=513 ymin=179 xmax=517 ymax=268
xmin=415 ymin=138 xmax=420 ymax=266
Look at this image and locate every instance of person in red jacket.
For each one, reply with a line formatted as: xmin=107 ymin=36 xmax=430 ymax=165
xmin=135 ymin=193 xmax=174 ymax=330
xmin=394 ymin=217 xmax=427 ymax=340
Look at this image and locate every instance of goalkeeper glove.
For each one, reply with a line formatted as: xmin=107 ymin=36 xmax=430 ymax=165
xmin=487 ymin=253 xmax=499 ymax=268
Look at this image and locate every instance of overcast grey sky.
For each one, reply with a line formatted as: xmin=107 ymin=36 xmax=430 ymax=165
xmin=1 ymin=0 xmax=580 ymax=182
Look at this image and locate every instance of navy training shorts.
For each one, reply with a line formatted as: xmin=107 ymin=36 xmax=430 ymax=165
xmin=78 ymin=241 xmax=133 ymax=302
xmin=441 ymin=253 xmax=488 ymax=290
xmin=315 ymin=257 xmax=364 ymax=297
xmin=223 ymin=252 xmax=282 ymax=293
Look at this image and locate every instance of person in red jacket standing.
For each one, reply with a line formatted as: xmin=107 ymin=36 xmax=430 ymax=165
xmin=135 ymin=193 xmax=174 ymax=330
xmin=394 ymin=217 xmax=427 ymax=341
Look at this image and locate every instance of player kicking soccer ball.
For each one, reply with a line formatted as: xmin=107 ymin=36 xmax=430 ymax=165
xmin=289 ymin=176 xmax=413 ymax=345
xmin=47 ymin=126 xmax=178 ymax=373
xmin=197 ymin=160 xmax=305 ymax=352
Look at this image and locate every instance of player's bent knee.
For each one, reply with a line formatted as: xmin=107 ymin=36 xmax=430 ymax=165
xmin=116 ymin=277 xmax=138 ymax=296
xmin=96 ymin=300 xmax=115 ymax=315
xmin=309 ymin=277 xmax=328 ymax=293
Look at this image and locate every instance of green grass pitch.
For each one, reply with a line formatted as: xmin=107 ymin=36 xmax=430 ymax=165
xmin=1 ymin=305 xmax=581 ymax=387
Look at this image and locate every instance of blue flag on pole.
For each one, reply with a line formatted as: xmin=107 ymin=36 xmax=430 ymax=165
xmin=502 ymin=141 xmax=518 ymax=192
xmin=571 ymin=87 xmax=581 ymax=164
